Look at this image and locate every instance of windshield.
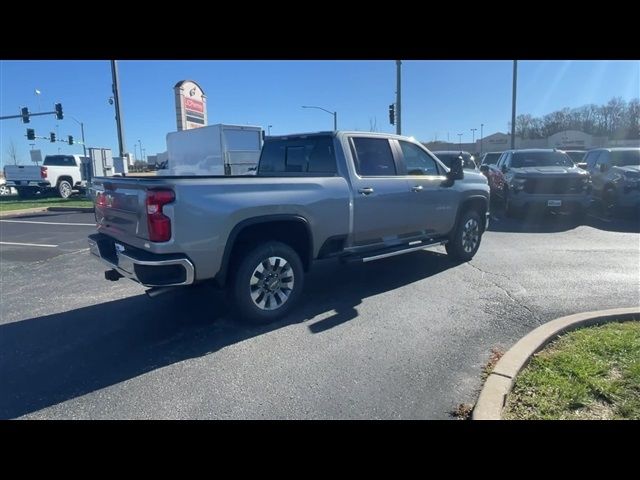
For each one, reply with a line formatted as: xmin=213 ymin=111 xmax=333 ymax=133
xmin=611 ymin=150 xmax=640 ymax=167
xmin=564 ymin=151 xmax=585 ymax=164
xmin=481 ymin=152 xmax=501 ymax=165
xmin=511 ymin=151 xmax=574 ymax=168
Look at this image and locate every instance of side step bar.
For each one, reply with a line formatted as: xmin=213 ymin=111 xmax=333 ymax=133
xmin=342 ymin=239 xmax=448 ymax=264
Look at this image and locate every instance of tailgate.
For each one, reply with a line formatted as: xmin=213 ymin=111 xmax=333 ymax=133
xmin=4 ymin=165 xmax=42 ymax=182
xmin=93 ymin=178 xmax=152 ymax=241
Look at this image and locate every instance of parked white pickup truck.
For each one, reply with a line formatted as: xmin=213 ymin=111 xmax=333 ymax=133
xmin=4 ymin=154 xmax=88 ymax=198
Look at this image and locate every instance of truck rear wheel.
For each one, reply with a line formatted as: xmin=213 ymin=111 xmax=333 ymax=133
xmin=446 ymin=209 xmax=483 ymax=262
xmin=231 ymin=241 xmax=304 ymax=324
xmin=58 ymin=180 xmax=73 ymax=199
xmin=16 ymin=187 xmax=35 ymax=199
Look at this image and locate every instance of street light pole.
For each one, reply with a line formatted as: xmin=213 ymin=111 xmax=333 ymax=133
xmin=70 ymin=116 xmax=87 ymax=159
xmin=471 ymin=128 xmax=477 ymax=150
xmin=457 ymin=133 xmax=463 ymax=149
xmin=110 ymin=60 xmax=127 ymax=159
xmin=268 ymin=125 xmax=272 ymax=135
xmin=138 ymin=139 xmax=143 ymax=162
xmin=396 ymin=60 xmax=402 ymax=135
xmin=302 ymin=105 xmax=338 ymax=130
xmin=511 ymin=60 xmax=518 ymax=150
xmin=480 ymin=123 xmax=484 ymax=155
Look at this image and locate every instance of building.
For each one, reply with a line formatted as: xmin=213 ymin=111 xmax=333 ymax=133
xmin=423 ymin=130 xmax=638 ymax=155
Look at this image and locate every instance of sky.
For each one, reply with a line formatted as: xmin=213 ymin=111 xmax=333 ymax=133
xmin=1 ymin=60 xmax=639 ymax=167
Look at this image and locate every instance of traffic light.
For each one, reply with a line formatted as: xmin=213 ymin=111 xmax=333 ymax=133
xmin=54 ymin=103 xmax=63 ymax=120
xmin=26 ymin=128 xmax=36 ymax=140
xmin=50 ymin=132 xmax=56 ymax=143
xmin=21 ymin=107 xmax=30 ymax=123
xmin=388 ymin=103 xmax=395 ymax=126
xmin=68 ymin=135 xmax=74 ymax=145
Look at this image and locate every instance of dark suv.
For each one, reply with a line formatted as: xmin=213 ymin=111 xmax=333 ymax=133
xmin=582 ymin=147 xmax=640 ymax=213
xmin=486 ymin=149 xmax=590 ymax=217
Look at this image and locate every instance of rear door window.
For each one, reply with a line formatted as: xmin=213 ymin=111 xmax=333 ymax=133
xmin=43 ymin=155 xmax=76 ymax=167
xmin=258 ymin=136 xmax=337 ymax=175
xmin=351 ymin=137 xmax=398 ymax=176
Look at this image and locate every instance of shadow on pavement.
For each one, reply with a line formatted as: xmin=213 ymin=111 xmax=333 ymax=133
xmin=488 ymin=202 xmax=640 ymax=234
xmin=0 ymin=250 xmax=456 ymax=419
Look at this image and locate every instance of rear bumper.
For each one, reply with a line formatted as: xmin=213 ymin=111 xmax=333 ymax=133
xmin=6 ymin=181 xmax=51 ymax=188
xmin=88 ymin=233 xmax=195 ymax=287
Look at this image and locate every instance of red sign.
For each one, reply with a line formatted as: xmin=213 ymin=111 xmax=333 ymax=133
xmin=184 ymin=98 xmax=204 ymax=113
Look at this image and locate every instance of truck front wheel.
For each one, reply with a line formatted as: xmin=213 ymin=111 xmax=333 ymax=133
xmin=231 ymin=241 xmax=304 ymax=324
xmin=446 ymin=209 xmax=483 ymax=262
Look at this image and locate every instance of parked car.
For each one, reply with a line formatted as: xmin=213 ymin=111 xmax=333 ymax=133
xmin=561 ymin=150 xmax=587 ymax=169
xmin=432 ymin=151 xmax=477 ymax=170
xmin=89 ymin=131 xmax=490 ymax=323
xmin=485 ymin=149 xmax=590 ymax=217
xmin=3 ymin=154 xmax=88 ymax=198
xmin=582 ymin=147 xmax=640 ymax=213
xmin=0 ymin=176 xmax=17 ymax=196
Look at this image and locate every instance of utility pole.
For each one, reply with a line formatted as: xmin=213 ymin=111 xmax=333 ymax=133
xmin=480 ymin=123 xmax=484 ymax=155
xmin=471 ymin=128 xmax=477 ymax=148
xmin=110 ymin=60 xmax=127 ymax=159
xmin=511 ymin=60 xmax=517 ymax=150
xmin=396 ymin=60 xmax=402 ymax=135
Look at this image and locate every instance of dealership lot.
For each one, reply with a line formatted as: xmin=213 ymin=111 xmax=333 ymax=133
xmin=0 ymin=210 xmax=638 ymax=419
xmin=0 ymin=212 xmax=96 ymax=263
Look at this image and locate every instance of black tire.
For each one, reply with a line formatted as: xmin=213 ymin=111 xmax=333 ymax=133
xmin=602 ymin=185 xmax=618 ymax=216
xmin=446 ymin=209 xmax=483 ymax=262
xmin=16 ymin=187 xmax=34 ymax=199
xmin=58 ymin=180 xmax=73 ymax=199
xmin=230 ymin=241 xmax=304 ymax=324
xmin=503 ymin=190 xmax=519 ymax=218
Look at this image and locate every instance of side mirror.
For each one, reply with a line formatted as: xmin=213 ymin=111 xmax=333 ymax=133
xmin=501 ymin=165 xmax=508 ymax=174
xmin=447 ymin=156 xmax=464 ymax=181
xmin=479 ymin=164 xmax=489 ymax=173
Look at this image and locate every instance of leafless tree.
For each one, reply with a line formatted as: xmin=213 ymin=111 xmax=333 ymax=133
xmin=6 ymin=139 xmax=20 ymax=165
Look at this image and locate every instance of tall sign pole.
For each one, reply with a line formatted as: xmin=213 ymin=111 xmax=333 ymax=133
xmin=111 ymin=60 xmax=127 ymax=158
xmin=396 ymin=60 xmax=402 ymax=135
xmin=511 ymin=60 xmax=517 ymax=150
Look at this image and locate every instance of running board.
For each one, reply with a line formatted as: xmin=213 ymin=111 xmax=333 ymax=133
xmin=342 ymin=239 xmax=448 ymax=264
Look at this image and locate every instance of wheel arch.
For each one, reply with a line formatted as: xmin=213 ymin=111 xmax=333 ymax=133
xmin=215 ymin=214 xmax=313 ymax=287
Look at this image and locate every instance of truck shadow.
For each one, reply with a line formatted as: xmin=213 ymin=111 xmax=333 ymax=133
xmin=0 ymin=250 xmax=455 ymax=419
xmin=488 ymin=207 xmax=640 ymax=234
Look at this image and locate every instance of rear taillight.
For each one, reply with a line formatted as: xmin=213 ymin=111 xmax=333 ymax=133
xmin=146 ymin=189 xmax=175 ymax=242
xmin=96 ymin=191 xmax=106 ymax=207
xmin=40 ymin=166 xmax=48 ymax=179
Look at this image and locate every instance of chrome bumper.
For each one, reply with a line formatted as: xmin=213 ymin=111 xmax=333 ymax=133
xmin=88 ymin=236 xmax=195 ymax=287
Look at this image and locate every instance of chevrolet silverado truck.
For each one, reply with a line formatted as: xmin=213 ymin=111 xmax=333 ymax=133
xmin=88 ymin=131 xmax=490 ymax=323
xmin=486 ymin=149 xmax=590 ymax=217
xmin=3 ymin=154 xmax=88 ymax=198
xmin=582 ymin=147 xmax=640 ymax=213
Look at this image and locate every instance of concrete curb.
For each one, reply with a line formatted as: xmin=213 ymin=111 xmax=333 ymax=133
xmin=0 ymin=206 xmax=94 ymax=218
xmin=472 ymin=306 xmax=640 ymax=420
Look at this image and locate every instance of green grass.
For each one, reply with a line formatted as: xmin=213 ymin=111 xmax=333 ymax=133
xmin=0 ymin=195 xmax=93 ymax=212
xmin=504 ymin=321 xmax=640 ymax=420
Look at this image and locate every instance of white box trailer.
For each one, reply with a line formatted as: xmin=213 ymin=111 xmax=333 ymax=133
xmin=161 ymin=124 xmax=263 ymax=176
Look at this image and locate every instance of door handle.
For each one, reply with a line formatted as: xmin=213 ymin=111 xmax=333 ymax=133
xmin=358 ymin=187 xmax=374 ymax=195
xmin=411 ymin=185 xmax=423 ymax=192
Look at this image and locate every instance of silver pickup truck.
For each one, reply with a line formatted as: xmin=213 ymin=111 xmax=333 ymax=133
xmin=89 ymin=131 xmax=490 ymax=323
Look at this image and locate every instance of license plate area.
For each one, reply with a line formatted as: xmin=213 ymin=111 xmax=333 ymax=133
xmin=547 ymin=200 xmax=562 ymax=207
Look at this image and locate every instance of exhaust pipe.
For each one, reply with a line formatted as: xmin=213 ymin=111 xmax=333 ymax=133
xmin=145 ymin=286 xmax=178 ymax=298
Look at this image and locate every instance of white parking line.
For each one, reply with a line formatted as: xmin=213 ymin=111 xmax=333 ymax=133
xmin=0 ymin=220 xmax=95 ymax=226
xmin=0 ymin=241 xmax=58 ymax=248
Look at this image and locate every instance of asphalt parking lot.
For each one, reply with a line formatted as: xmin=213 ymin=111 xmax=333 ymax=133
xmin=0 ymin=209 xmax=638 ymax=419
